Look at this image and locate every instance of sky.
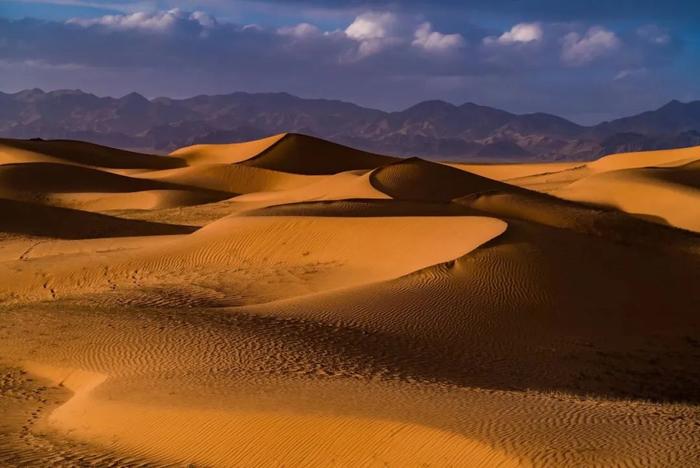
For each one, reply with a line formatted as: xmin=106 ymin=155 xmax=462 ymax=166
xmin=0 ymin=1 xmax=699 ymax=124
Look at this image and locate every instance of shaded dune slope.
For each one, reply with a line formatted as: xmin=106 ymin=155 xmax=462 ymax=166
xmin=0 ymin=162 xmax=234 ymax=211
xmin=0 ymin=162 xmax=211 ymax=193
xmin=0 ymin=198 xmax=195 ymax=239
xmin=371 ymin=157 xmax=525 ymax=201
xmin=241 ymin=133 xmax=398 ymax=175
xmin=0 ymin=138 xmax=183 ymax=169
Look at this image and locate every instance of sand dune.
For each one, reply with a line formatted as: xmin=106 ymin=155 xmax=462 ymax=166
xmin=174 ymin=133 xmax=398 ymax=175
xmin=0 ymin=162 xmax=234 ymax=212
xmin=371 ymin=157 xmax=528 ymax=202
xmin=135 ymin=163 xmax=320 ymax=194
xmin=588 ymin=145 xmax=700 ymax=172
xmin=1 ymin=135 xmax=700 ymax=467
xmin=462 ymin=145 xmax=700 ymax=232
xmin=0 ymin=214 xmax=505 ymax=305
xmin=555 ymin=161 xmax=700 ymax=232
xmin=170 ymin=133 xmax=287 ymax=165
xmin=0 ymin=198 xmax=194 ymax=239
xmin=0 ymin=138 xmax=183 ymax=169
xmin=540 ymin=146 xmax=700 ymax=232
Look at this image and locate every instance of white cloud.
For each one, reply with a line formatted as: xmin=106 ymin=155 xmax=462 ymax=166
xmin=561 ymin=26 xmax=620 ymax=66
xmin=344 ymin=12 xmax=400 ymax=58
xmin=278 ymin=23 xmax=321 ymax=38
xmin=345 ymin=12 xmax=396 ymax=41
xmin=412 ymin=22 xmax=464 ymax=53
xmin=484 ymin=22 xmax=543 ymax=45
xmin=66 ymin=8 xmax=215 ymax=32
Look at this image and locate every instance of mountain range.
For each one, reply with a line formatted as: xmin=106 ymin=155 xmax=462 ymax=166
xmin=2 ymin=88 xmax=700 ymax=160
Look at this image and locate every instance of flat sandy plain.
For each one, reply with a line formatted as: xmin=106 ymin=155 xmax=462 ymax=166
xmin=1 ymin=133 xmax=699 ymax=467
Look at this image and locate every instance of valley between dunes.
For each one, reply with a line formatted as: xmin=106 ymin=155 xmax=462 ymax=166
xmin=1 ymin=133 xmax=700 ymax=467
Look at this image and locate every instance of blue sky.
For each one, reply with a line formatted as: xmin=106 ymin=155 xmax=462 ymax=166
xmin=1 ymin=0 xmax=698 ymax=123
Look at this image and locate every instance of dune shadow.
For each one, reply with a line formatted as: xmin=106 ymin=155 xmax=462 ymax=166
xmin=0 ymin=198 xmax=197 ymax=239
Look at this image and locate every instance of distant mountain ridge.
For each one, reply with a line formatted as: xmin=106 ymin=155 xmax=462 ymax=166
xmin=2 ymin=88 xmax=700 ymax=161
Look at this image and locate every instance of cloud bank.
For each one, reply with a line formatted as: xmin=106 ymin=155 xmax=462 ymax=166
xmin=0 ymin=4 xmax=692 ymax=122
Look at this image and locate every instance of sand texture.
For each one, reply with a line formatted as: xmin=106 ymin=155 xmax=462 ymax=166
xmin=1 ymin=135 xmax=700 ymax=467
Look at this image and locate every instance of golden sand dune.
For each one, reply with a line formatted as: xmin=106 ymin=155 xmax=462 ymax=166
xmin=1 ymin=135 xmax=700 ymax=467
xmin=555 ymin=160 xmax=700 ymax=232
xmin=463 ymin=144 xmax=700 ymax=232
xmin=371 ymin=157 xmax=523 ymax=201
xmin=588 ymin=145 xmax=700 ymax=172
xmin=174 ymin=133 xmax=398 ymax=174
xmin=0 ymin=214 xmax=505 ymax=305
xmin=170 ymin=133 xmax=287 ymax=165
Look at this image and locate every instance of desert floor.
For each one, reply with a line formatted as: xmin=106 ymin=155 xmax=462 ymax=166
xmin=1 ymin=134 xmax=699 ymax=467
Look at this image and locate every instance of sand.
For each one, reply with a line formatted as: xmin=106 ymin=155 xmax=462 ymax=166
xmin=1 ymin=136 xmax=700 ymax=467
xmin=462 ymin=145 xmax=700 ymax=232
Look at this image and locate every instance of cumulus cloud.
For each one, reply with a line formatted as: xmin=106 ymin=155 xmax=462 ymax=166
xmin=344 ymin=12 xmax=401 ymax=57
xmin=67 ymin=8 xmax=215 ymax=32
xmin=345 ymin=12 xmax=396 ymax=41
xmin=412 ymin=22 xmax=464 ymax=53
xmin=484 ymin=22 xmax=543 ymax=45
xmin=561 ymin=26 xmax=620 ymax=66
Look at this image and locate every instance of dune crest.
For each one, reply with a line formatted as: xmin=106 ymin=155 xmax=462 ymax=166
xmin=170 ymin=133 xmax=287 ymax=165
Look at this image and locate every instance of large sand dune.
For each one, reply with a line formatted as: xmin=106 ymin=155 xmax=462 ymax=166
xmin=1 ymin=136 xmax=700 ymax=467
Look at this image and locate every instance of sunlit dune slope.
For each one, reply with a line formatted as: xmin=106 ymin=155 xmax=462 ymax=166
xmin=170 ymin=133 xmax=287 ymax=165
xmin=555 ymin=158 xmax=700 ymax=232
xmin=588 ymin=145 xmax=700 ymax=172
xmin=450 ymin=161 xmax=583 ymax=181
xmin=459 ymin=144 xmax=700 ymax=232
xmin=0 ymin=214 xmax=505 ymax=305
